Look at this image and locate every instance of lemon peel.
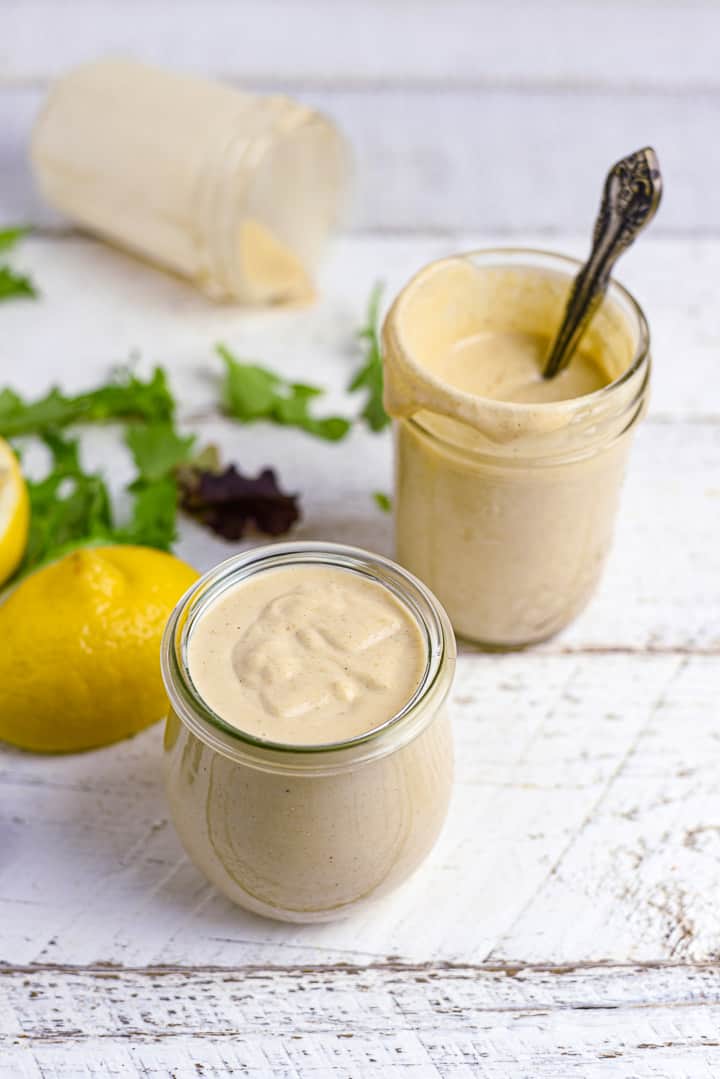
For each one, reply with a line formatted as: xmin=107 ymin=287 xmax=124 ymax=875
xmin=0 ymin=545 xmax=198 ymax=752
xmin=0 ymin=436 xmax=29 ymax=586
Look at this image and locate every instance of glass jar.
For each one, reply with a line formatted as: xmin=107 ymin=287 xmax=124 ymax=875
xmin=161 ymin=542 xmax=456 ymax=923
xmin=382 ymin=248 xmax=651 ymax=648
xmin=31 ymin=60 xmax=350 ymax=304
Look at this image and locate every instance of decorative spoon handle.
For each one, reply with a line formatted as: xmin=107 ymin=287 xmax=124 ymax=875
xmin=543 ymin=147 xmax=662 ymax=380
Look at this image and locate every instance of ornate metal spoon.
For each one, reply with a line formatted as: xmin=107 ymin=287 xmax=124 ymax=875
xmin=543 ymin=147 xmax=662 ymax=379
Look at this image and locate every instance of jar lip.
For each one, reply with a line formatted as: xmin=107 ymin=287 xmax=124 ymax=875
xmin=161 ymin=541 xmax=455 ymax=765
xmin=387 ymin=246 xmax=651 ymax=422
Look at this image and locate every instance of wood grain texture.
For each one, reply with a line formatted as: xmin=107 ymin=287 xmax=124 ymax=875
xmin=2 ymin=964 xmax=720 ymax=1077
xmin=0 ymin=0 xmax=715 ymax=235
xmin=4 ymin=0 xmax=719 ymax=89
xmin=1 ymin=82 xmax=715 ymax=234
xmin=0 ymin=9 xmax=716 ymax=1074
xmin=0 ymin=232 xmax=718 ymax=1074
xmin=1 ymin=655 xmax=718 ymax=968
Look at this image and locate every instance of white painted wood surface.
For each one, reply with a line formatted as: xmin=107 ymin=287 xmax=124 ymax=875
xmin=6 ymin=0 xmax=719 ymax=88
xmin=2 ymin=648 xmax=717 ymax=967
xmin=1 ymin=2 xmax=719 ymax=1070
xmin=4 ymin=964 xmax=720 ymax=1078
xmin=2 ymin=0 xmax=718 ymax=233
xmin=0 ymin=232 xmax=718 ymax=1075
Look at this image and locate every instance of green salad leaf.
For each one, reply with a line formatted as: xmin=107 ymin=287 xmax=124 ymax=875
xmin=218 ymin=344 xmax=351 ymax=442
xmin=21 ymin=431 xmax=115 ymax=574
xmin=0 ymin=367 xmax=174 ymax=438
xmin=116 ymin=475 xmax=180 ymax=552
xmin=3 ymin=367 xmax=190 ymax=573
xmin=4 ymin=340 xmax=317 ymax=579
xmin=125 ymin=421 xmax=196 ymax=483
xmin=0 ymin=226 xmax=30 ymax=253
xmin=372 ymin=491 xmax=392 ymax=513
xmin=0 ymin=266 xmax=37 ymax=302
xmin=348 ymin=282 xmax=390 ymax=432
xmin=119 ymin=420 xmax=199 ymax=550
xmin=0 ymin=225 xmax=39 ymax=302
xmin=19 ymin=420 xmax=196 ymax=572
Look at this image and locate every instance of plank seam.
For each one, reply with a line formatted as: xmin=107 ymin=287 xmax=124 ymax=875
xmin=2 ymin=960 xmax=720 ymax=976
xmin=7 ymin=1032 xmax=720 ymax=1046
xmin=6 ymin=75 xmax=720 ymax=97
xmin=18 ymin=224 xmax=720 ymax=242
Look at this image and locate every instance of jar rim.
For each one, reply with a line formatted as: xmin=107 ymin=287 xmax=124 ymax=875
xmin=161 ymin=541 xmax=456 ymax=770
xmin=385 ymin=246 xmax=651 ymax=442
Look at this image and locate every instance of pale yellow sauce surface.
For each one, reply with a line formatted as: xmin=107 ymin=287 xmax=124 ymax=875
xmin=440 ymin=329 xmax=611 ymax=404
xmin=186 ymin=565 xmax=426 ymax=745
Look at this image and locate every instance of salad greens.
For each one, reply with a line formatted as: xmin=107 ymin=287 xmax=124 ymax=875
xmin=218 ymin=344 xmax=351 ymax=442
xmin=348 ymin=281 xmax=389 ymax=432
xmin=0 ymin=226 xmax=39 ymax=303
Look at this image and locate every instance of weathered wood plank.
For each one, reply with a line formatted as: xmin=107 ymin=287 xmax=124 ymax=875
xmin=4 ymin=0 xmax=720 ymax=90
xmin=1 ymin=656 xmax=718 ymax=968
xmin=490 ymin=657 xmax=720 ymax=964
xmin=1 ymin=13 xmax=717 ymax=1067
xmin=0 ymin=235 xmax=717 ymax=1064
xmin=2 ymin=964 xmax=720 ymax=1078
xmin=2 ymin=83 xmax=719 ymax=233
xmin=492 ymin=651 xmax=720 ymax=966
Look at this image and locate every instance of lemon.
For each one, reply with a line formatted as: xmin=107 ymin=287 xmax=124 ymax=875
xmin=0 ymin=545 xmax=198 ymax=752
xmin=0 ymin=437 xmax=29 ymax=587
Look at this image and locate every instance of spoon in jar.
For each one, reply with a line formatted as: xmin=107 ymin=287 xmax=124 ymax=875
xmin=543 ymin=147 xmax=663 ymax=380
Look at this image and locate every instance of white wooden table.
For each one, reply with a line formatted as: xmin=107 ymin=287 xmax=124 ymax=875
xmin=0 ymin=230 xmax=719 ymax=1077
xmin=3 ymin=0 xmax=720 ymax=1071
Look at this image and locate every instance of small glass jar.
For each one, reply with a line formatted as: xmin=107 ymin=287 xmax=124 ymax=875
xmin=161 ymin=542 xmax=456 ymax=923
xmin=383 ymin=248 xmax=651 ymax=648
xmin=31 ymin=60 xmax=350 ymax=304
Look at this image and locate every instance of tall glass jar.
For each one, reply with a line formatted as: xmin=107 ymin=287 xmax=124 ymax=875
xmin=31 ymin=60 xmax=350 ymax=304
xmin=161 ymin=542 xmax=456 ymax=924
xmin=382 ymin=249 xmax=651 ymax=648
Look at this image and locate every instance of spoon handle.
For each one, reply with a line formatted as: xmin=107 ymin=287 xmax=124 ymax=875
xmin=543 ymin=147 xmax=662 ymax=380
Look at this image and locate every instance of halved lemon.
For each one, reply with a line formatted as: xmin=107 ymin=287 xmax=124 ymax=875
xmin=0 ymin=436 xmax=29 ymax=587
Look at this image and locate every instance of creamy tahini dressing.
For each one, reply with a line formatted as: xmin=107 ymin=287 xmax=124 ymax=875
xmin=383 ymin=258 xmax=632 ymax=448
xmin=383 ymin=253 xmax=645 ymax=646
xmin=186 ymin=565 xmax=427 ymax=745
xmin=164 ymin=551 xmax=455 ymax=923
xmin=31 ymin=60 xmax=349 ymax=304
xmin=440 ymin=329 xmax=610 ymax=404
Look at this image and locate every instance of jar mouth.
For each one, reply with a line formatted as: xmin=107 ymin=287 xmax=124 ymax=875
xmin=386 ymin=246 xmax=651 ymax=425
xmin=161 ymin=542 xmax=455 ymax=766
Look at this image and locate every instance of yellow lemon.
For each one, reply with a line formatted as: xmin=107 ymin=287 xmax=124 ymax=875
xmin=0 ymin=545 xmax=198 ymax=752
xmin=0 ymin=436 xmax=29 ymax=587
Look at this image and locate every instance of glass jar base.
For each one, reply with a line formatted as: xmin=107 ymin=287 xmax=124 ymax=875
xmin=452 ymin=601 xmax=593 ymax=652
xmin=456 ymin=627 xmax=564 ymax=653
